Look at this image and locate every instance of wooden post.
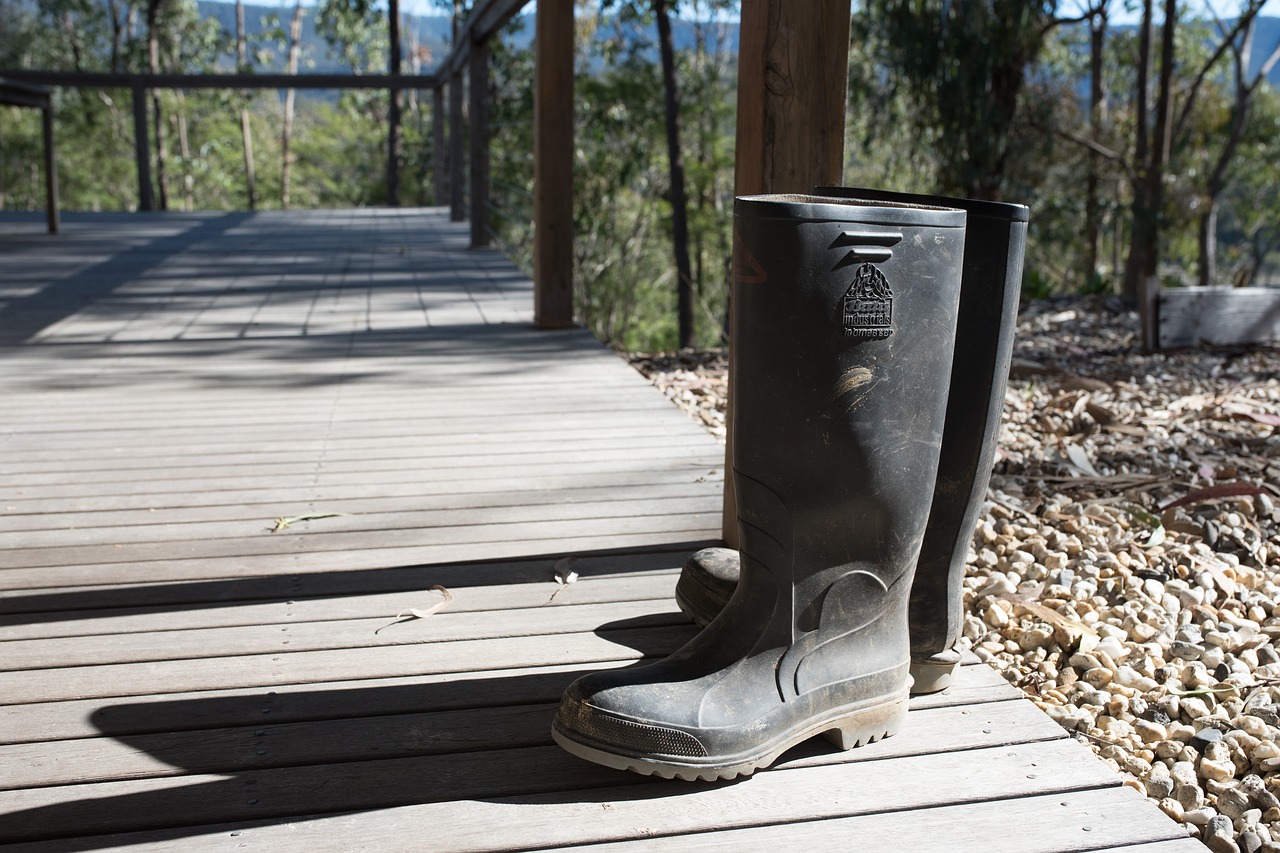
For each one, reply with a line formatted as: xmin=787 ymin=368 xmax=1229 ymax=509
xmin=449 ymin=67 xmax=465 ymax=222
xmin=469 ymin=37 xmax=491 ymax=248
xmin=387 ymin=0 xmax=402 ymax=207
xmin=1140 ymin=275 xmax=1159 ymax=352
xmin=533 ymin=0 xmax=574 ymax=328
xmin=131 ymin=83 xmax=154 ymax=212
xmin=432 ymin=86 xmax=447 ymax=207
xmin=722 ymin=0 xmax=852 ymax=546
xmin=41 ymin=102 xmax=59 ymax=234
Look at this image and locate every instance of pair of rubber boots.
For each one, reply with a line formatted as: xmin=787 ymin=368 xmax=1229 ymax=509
xmin=552 ymin=188 xmax=1028 ymax=781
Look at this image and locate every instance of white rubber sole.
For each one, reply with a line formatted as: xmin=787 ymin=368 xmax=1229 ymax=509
xmin=552 ymin=691 xmax=909 ymax=782
xmin=908 ymin=649 xmax=962 ymax=695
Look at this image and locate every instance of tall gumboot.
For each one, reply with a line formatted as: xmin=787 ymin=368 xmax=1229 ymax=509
xmin=552 ymin=194 xmax=965 ymax=780
xmin=678 ymin=188 xmax=1028 ymax=695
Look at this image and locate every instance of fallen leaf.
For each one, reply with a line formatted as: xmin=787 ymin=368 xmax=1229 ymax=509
xmin=1065 ymin=443 xmax=1100 ymax=478
xmin=1084 ymin=401 xmax=1119 ymax=426
xmin=373 ymin=585 xmax=453 ymax=634
xmin=271 ymin=512 xmax=348 ymax=532
xmin=548 ymin=557 xmax=580 ymax=603
xmin=1142 ymin=525 xmax=1166 ymax=549
xmin=1013 ymin=600 xmax=1098 ymax=653
xmin=1160 ymin=482 xmax=1269 ymax=511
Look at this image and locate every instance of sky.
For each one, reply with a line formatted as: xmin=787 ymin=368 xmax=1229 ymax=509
xmin=244 ymin=0 xmax=1280 ymax=27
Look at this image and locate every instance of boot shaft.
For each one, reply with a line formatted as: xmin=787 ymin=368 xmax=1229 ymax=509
xmin=812 ymin=188 xmax=1028 ymax=657
xmin=731 ymin=194 xmax=967 ymax=657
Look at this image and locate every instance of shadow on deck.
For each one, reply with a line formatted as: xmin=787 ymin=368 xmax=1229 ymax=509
xmin=0 ymin=210 xmax=1191 ymax=851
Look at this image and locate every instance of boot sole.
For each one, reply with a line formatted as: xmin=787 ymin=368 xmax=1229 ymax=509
xmin=908 ymin=649 xmax=962 ymax=695
xmin=552 ymin=689 xmax=909 ymax=782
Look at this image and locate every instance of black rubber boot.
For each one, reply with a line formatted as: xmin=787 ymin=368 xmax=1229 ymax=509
xmin=676 ymin=188 xmax=1028 ymax=695
xmin=552 ymin=194 xmax=965 ymax=780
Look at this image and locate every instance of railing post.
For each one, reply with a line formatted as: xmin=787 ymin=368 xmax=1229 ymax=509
xmin=131 ymin=82 xmax=154 ymax=212
xmin=449 ymin=66 xmax=465 ymax=222
xmin=387 ymin=0 xmax=402 ymax=207
xmin=40 ymin=100 xmax=59 ymax=234
xmin=432 ymin=86 xmax=447 ymax=207
xmin=469 ymin=37 xmax=491 ymax=249
xmin=533 ymin=0 xmax=574 ymax=329
xmin=722 ymin=0 xmax=852 ymax=546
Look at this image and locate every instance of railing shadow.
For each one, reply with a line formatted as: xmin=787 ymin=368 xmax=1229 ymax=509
xmin=0 ymin=568 xmax=713 ymax=848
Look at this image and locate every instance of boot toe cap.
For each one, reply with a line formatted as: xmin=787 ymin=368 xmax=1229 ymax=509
xmin=555 ymin=677 xmax=710 ymax=760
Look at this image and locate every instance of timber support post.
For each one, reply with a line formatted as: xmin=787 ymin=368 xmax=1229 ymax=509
xmin=722 ymin=0 xmax=853 ymax=545
xmin=41 ymin=98 xmax=58 ymax=234
xmin=469 ymin=37 xmax=491 ymax=249
xmin=387 ymin=0 xmax=402 ymax=207
xmin=0 ymin=78 xmax=61 ymax=233
xmin=131 ymin=82 xmax=154 ymax=212
xmin=432 ymin=86 xmax=447 ymax=207
xmin=449 ymin=67 xmax=465 ymax=222
xmin=532 ymin=0 xmax=575 ymax=328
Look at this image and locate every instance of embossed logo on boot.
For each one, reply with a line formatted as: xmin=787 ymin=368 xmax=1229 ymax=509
xmin=843 ymin=263 xmax=893 ymax=339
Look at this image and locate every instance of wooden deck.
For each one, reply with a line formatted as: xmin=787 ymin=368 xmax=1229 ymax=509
xmin=0 ymin=209 xmax=1197 ymax=851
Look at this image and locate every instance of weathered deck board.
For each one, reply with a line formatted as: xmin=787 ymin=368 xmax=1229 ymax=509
xmin=0 ymin=209 xmax=1185 ymax=851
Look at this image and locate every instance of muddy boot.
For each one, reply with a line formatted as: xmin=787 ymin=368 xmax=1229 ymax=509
xmin=675 ymin=188 xmax=1028 ymax=695
xmin=552 ymin=194 xmax=965 ymax=780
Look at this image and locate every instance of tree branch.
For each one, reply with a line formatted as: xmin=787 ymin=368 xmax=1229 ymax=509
xmin=1041 ymin=0 xmax=1110 ymax=36
xmin=1258 ymin=39 xmax=1280 ymax=82
xmin=1034 ymin=119 xmax=1134 ymax=178
xmin=1172 ymin=1 xmax=1264 ymax=145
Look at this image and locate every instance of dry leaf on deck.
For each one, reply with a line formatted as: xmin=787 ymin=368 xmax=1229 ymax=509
xmin=373 ymin=585 xmax=453 ymax=634
xmin=271 ymin=512 xmax=348 ymax=532
xmin=548 ymin=557 xmax=580 ymax=603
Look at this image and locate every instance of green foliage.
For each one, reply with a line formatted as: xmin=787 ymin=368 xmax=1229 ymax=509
xmin=860 ymin=0 xmax=1057 ymax=201
xmin=487 ymin=7 xmax=733 ymax=352
xmin=7 ymin=0 xmax=1280 ymax=352
xmin=316 ymin=0 xmax=387 ymax=72
xmin=0 ymin=0 xmax=419 ymax=212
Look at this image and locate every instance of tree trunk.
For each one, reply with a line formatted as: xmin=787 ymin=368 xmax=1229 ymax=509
xmin=1134 ymin=0 xmax=1177 ymax=350
xmin=108 ymin=0 xmax=123 ymax=72
xmin=1197 ymin=201 xmax=1217 ymax=287
xmin=63 ymin=11 xmax=84 ymax=72
xmin=281 ymin=1 xmax=302 ymax=210
xmin=1085 ymin=7 xmax=1106 ymax=284
xmin=1122 ymin=0 xmax=1153 ymax=304
xmin=236 ymin=0 xmax=256 ymax=210
xmin=175 ymin=89 xmax=194 ymax=210
xmin=147 ymin=0 xmax=169 ymax=211
xmin=387 ymin=0 xmax=402 ymax=207
xmin=1193 ymin=15 xmax=1280 ymax=289
xmin=655 ymin=0 xmax=695 ymax=349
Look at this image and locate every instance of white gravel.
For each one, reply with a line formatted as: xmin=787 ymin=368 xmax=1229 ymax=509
xmin=632 ymin=297 xmax=1280 ymax=852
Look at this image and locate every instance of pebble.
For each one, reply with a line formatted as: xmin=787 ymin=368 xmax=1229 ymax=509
xmin=826 ymin=304 xmax=1280 ymax=853
xmin=1205 ymin=814 xmax=1243 ymax=852
xmin=1195 ymin=728 xmax=1227 ymax=751
xmin=1218 ymin=786 xmax=1253 ymax=819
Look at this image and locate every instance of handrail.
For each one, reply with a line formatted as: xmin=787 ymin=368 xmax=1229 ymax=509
xmin=0 ymin=70 xmax=440 ymax=91
xmin=439 ymin=0 xmax=530 ymax=79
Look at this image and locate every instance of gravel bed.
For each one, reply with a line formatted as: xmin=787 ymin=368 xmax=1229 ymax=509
xmin=630 ymin=297 xmax=1280 ymax=853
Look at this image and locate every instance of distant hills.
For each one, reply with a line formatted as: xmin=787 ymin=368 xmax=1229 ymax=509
xmin=193 ymin=2 xmax=738 ymax=75
xmin=1250 ymin=16 xmax=1280 ymax=83
xmin=195 ymin=1 xmax=1277 ymax=87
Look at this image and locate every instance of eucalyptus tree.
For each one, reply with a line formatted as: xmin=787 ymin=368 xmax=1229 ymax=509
xmin=859 ymin=0 xmax=1068 ymax=202
xmin=1189 ymin=8 xmax=1280 ymax=286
